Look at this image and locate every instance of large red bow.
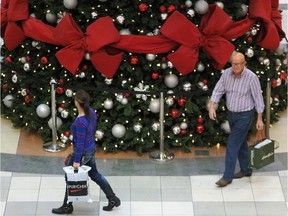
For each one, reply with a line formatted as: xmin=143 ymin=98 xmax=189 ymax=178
xmin=160 ymin=5 xmax=234 ymax=75
xmin=249 ymin=0 xmax=286 ymax=50
xmin=54 ymin=14 xmax=123 ymax=78
xmin=1 ymin=0 xmax=28 ymax=50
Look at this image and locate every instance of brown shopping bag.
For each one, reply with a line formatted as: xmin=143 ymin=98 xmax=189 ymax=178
xmin=248 ymin=130 xmax=275 ymax=169
xmin=63 ymin=165 xmax=93 ymax=203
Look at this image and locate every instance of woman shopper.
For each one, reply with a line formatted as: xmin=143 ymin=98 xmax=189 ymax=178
xmin=52 ymin=90 xmax=120 ymax=214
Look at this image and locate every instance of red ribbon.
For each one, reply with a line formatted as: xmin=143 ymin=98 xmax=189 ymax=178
xmin=249 ymin=0 xmax=286 ymax=50
xmin=1 ymin=0 xmax=28 ymax=50
xmin=54 ymin=14 xmax=123 ymax=78
xmin=160 ymin=5 xmax=235 ymax=75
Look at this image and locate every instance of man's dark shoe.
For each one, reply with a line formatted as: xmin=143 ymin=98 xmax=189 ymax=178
xmin=215 ymin=178 xmax=232 ymax=187
xmin=233 ymin=170 xmax=253 ymax=179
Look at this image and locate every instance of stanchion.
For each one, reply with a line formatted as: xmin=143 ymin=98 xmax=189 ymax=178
xmin=150 ymin=92 xmax=174 ymax=162
xmin=265 ymin=79 xmax=271 ymax=139
xmin=43 ymin=80 xmax=67 ymax=152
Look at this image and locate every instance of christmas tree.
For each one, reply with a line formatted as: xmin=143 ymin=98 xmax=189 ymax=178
xmin=1 ymin=0 xmax=287 ymax=155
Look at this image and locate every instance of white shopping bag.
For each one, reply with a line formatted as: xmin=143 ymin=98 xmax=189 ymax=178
xmin=63 ymin=165 xmax=93 ymax=202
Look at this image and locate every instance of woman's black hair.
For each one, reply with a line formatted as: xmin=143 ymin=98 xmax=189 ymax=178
xmin=74 ymin=90 xmax=91 ymax=120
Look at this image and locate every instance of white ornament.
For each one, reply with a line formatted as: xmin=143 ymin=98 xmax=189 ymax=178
xmin=48 ymin=117 xmax=63 ymax=130
xmin=105 ymin=78 xmax=113 ymax=85
xmin=0 ymin=37 xmax=4 ymax=46
xmin=152 ymin=122 xmax=160 ymax=131
xmin=121 ymin=80 xmax=127 ymax=87
xmin=194 ymin=0 xmax=209 ymax=15
xmin=112 ymin=124 xmax=126 ymax=138
xmin=95 ymin=130 xmax=104 ymax=140
xmin=3 ymin=94 xmax=14 ymax=108
xmin=183 ymin=82 xmax=192 ymax=91
xmin=58 ymin=107 xmax=64 ymax=113
xmin=21 ymin=89 xmax=27 ymax=96
xmin=134 ymin=83 xmax=150 ymax=101
xmin=215 ymin=1 xmax=224 ymax=9
xmin=146 ymin=54 xmax=156 ymax=61
xmin=276 ymin=78 xmax=282 ymax=86
xmin=84 ymin=52 xmax=90 ymax=60
xmin=23 ymin=63 xmax=30 ymax=71
xmin=116 ymin=94 xmax=124 ymax=102
xmin=116 ymin=15 xmax=125 ymax=24
xmin=103 ymin=99 xmax=113 ymax=109
xmin=46 ymin=12 xmax=57 ymax=24
xmin=167 ymin=61 xmax=173 ymax=68
xmin=240 ymin=4 xmax=248 ymax=17
xmin=121 ymin=98 xmax=128 ymax=105
xmin=274 ymin=97 xmax=279 ymax=106
xmin=165 ymin=97 xmax=174 ymax=106
xmin=149 ymin=99 xmax=160 ymax=113
xmin=164 ymin=74 xmax=179 ymax=88
xmin=63 ymin=0 xmax=78 ymax=9
xmin=196 ymin=62 xmax=205 ymax=72
xmin=91 ymin=12 xmax=98 ymax=19
xmin=69 ymin=134 xmax=73 ymax=141
xmin=12 ymin=74 xmax=17 ymax=83
xmin=31 ymin=41 xmax=39 ymax=47
xmin=250 ymin=28 xmax=257 ymax=36
xmin=185 ymin=0 xmax=193 ymax=8
xmin=187 ymin=9 xmax=195 ymax=17
xmin=202 ymin=85 xmax=208 ymax=91
xmin=119 ymin=29 xmax=131 ymax=35
xmin=65 ymin=89 xmax=73 ymax=97
xmin=180 ymin=122 xmax=188 ymax=129
xmin=161 ymin=62 xmax=167 ymax=69
xmin=61 ymin=110 xmax=69 ymax=118
xmin=20 ymin=57 xmax=26 ymax=63
xmin=221 ymin=120 xmax=230 ymax=134
xmin=36 ymin=104 xmax=51 ymax=118
xmin=161 ymin=13 xmax=168 ymax=20
xmin=78 ymin=72 xmax=85 ymax=78
xmin=153 ymin=28 xmax=160 ymax=35
xmin=172 ymin=125 xmax=181 ymax=135
xmin=263 ymin=58 xmax=270 ymax=66
xmin=245 ymin=48 xmax=254 ymax=58
xmin=133 ymin=123 xmax=142 ymax=132
xmin=197 ymin=81 xmax=204 ymax=89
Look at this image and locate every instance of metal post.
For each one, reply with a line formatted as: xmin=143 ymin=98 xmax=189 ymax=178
xmin=265 ymin=79 xmax=271 ymax=139
xmin=150 ymin=92 xmax=174 ymax=161
xmin=43 ymin=80 xmax=67 ymax=152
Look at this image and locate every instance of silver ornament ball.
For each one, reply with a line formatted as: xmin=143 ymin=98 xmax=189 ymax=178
xmin=112 ymin=124 xmax=126 ymax=138
xmin=36 ymin=104 xmax=50 ymax=118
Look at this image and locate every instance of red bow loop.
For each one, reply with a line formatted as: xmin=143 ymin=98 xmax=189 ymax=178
xmin=1 ymin=0 xmax=29 ymax=50
xmin=249 ymin=0 xmax=286 ymax=50
xmin=160 ymin=7 xmax=234 ymax=75
xmin=54 ymin=14 xmax=123 ymax=77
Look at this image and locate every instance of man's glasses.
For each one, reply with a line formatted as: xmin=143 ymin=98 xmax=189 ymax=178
xmin=232 ymin=61 xmax=245 ymax=67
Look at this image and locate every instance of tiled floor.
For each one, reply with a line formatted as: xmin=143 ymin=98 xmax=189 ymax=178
xmin=0 ymin=110 xmax=287 ymax=216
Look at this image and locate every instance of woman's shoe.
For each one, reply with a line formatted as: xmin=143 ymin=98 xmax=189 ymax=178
xmin=52 ymin=204 xmax=73 ymax=214
xmin=103 ymin=195 xmax=121 ymax=211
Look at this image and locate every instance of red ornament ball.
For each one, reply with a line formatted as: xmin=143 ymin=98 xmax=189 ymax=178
xmin=167 ymin=5 xmax=176 ymax=13
xmin=2 ymin=83 xmax=8 ymax=92
xmin=159 ymin=5 xmax=166 ymax=13
xmin=197 ymin=116 xmax=204 ymax=124
xmin=56 ymin=87 xmax=64 ymax=94
xmin=41 ymin=56 xmax=48 ymax=64
xmin=151 ymin=72 xmax=159 ymax=80
xmin=65 ymin=131 xmax=70 ymax=137
xmin=280 ymin=71 xmax=286 ymax=81
xmin=5 ymin=56 xmax=12 ymax=64
xmin=24 ymin=95 xmax=31 ymax=104
xmin=180 ymin=129 xmax=187 ymax=136
xmin=196 ymin=124 xmax=204 ymax=134
xmin=60 ymin=103 xmax=65 ymax=108
xmin=139 ymin=3 xmax=148 ymax=12
xmin=178 ymin=97 xmax=186 ymax=106
xmin=170 ymin=109 xmax=180 ymax=119
xmin=26 ymin=56 xmax=31 ymax=62
xmin=202 ymin=79 xmax=208 ymax=85
xmin=272 ymin=80 xmax=278 ymax=88
xmin=130 ymin=56 xmax=139 ymax=65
